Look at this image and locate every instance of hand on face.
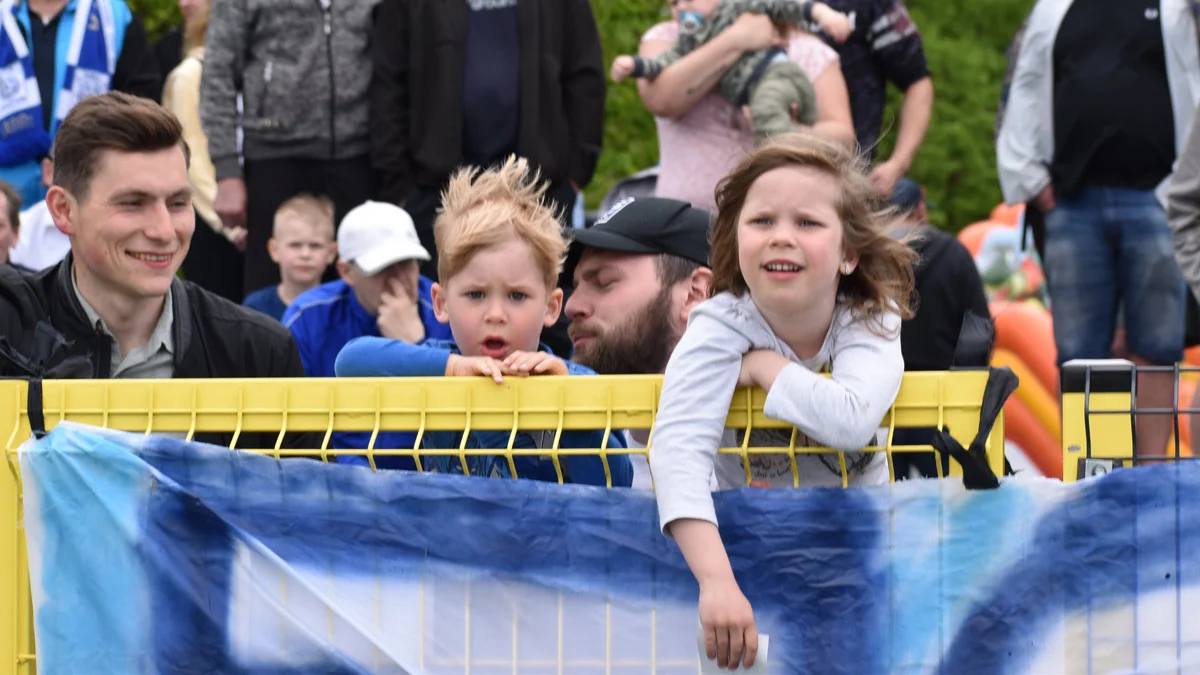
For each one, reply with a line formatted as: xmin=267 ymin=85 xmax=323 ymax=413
xmin=377 ymin=275 xmax=425 ymax=343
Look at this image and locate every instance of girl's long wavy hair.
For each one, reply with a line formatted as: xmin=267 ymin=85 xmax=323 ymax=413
xmin=710 ymin=133 xmax=917 ymax=334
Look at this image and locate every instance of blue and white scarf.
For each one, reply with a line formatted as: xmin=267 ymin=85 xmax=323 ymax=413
xmin=0 ymin=0 xmax=114 ymax=166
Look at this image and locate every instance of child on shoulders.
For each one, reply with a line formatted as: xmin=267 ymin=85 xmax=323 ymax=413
xmin=336 ymin=157 xmax=633 ymax=488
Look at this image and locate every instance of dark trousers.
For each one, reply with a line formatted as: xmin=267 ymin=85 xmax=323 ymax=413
xmin=243 ymin=155 xmax=378 ymax=291
xmin=405 ymin=179 xmax=578 ymax=357
xmin=890 ymin=428 xmax=950 ymax=480
xmin=182 ymin=213 xmax=245 ymax=303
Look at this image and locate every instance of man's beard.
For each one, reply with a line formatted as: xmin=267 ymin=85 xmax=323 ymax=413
xmin=570 ymin=288 xmax=680 ymax=375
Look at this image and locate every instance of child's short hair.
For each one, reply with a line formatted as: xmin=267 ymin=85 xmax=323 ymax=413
xmin=434 ymin=155 xmax=566 ymax=289
xmin=711 ymin=133 xmax=916 ymax=327
xmin=273 ymin=194 xmax=335 ymax=238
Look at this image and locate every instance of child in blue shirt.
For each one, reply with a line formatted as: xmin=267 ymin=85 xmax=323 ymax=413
xmin=336 ymin=156 xmax=632 ymax=487
xmin=243 ymin=195 xmax=336 ymax=321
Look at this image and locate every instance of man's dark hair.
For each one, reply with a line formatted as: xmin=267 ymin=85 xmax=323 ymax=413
xmin=0 ymin=179 xmax=20 ymax=236
xmin=655 ymin=252 xmax=703 ymax=288
xmin=52 ymin=91 xmax=190 ymax=200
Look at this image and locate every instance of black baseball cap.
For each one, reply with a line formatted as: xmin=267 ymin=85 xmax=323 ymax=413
xmin=565 ymin=197 xmax=712 ymax=281
xmin=890 ymin=177 xmax=934 ymax=213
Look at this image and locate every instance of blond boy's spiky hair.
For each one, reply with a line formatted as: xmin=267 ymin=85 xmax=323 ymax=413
xmin=434 ymin=155 xmax=566 ymax=289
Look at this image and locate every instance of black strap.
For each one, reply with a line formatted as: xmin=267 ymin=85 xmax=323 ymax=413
xmin=27 ymin=376 xmax=46 ymax=440
xmin=737 ymin=47 xmax=788 ymax=107
xmin=931 ymin=366 xmax=1020 ymax=490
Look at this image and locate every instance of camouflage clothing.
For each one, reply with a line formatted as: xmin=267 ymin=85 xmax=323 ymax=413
xmin=632 ymin=0 xmax=819 ymax=139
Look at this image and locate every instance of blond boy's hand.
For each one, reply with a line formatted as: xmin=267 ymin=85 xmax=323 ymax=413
xmin=377 ymin=278 xmax=425 ymax=343
xmin=445 ymin=354 xmax=506 ymax=384
xmin=502 ymin=351 xmax=569 ymax=376
xmin=611 ymin=55 xmax=636 ymax=82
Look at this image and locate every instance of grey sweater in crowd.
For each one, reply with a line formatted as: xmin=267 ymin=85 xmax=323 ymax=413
xmin=649 ymin=292 xmax=902 ymax=534
xmin=200 ymin=0 xmax=379 ymax=180
xmin=1169 ymin=110 xmax=1200 ymax=303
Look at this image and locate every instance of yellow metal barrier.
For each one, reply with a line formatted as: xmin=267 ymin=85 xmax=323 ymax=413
xmin=1060 ymin=359 xmax=1198 ymax=482
xmin=0 ymin=371 xmax=1001 ymax=674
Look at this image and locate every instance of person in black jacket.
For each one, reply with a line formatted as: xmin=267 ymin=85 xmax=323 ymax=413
xmin=369 ymin=0 xmax=605 ymax=280
xmin=889 ymin=177 xmax=994 ymax=479
xmin=369 ymin=0 xmax=605 ymax=358
xmin=0 ymin=92 xmax=316 ymax=451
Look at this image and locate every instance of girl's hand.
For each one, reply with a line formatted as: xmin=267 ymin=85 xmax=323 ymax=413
xmin=502 ymin=351 xmax=569 ymax=376
xmin=738 ymin=350 xmax=790 ymax=390
xmin=699 ymin=577 xmax=759 ymax=669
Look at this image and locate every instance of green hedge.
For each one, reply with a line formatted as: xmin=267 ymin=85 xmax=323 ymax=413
xmin=130 ymin=0 xmax=1033 ymax=231
xmin=591 ymin=0 xmax=1035 ymax=231
xmin=128 ymin=0 xmax=181 ymax=43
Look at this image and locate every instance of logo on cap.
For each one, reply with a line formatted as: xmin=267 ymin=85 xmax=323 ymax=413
xmin=596 ymin=197 xmax=635 ymax=225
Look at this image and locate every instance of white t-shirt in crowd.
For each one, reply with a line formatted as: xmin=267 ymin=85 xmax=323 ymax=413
xmin=11 ymin=201 xmax=70 ymax=271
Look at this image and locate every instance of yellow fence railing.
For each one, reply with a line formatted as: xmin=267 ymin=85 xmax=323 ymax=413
xmin=1 ymin=371 xmax=1001 ymax=674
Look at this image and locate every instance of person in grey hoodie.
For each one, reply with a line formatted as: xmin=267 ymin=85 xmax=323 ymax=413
xmin=200 ymin=0 xmax=379 ymax=294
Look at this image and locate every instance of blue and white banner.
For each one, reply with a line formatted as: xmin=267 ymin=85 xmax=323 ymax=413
xmin=19 ymin=422 xmax=1200 ymax=674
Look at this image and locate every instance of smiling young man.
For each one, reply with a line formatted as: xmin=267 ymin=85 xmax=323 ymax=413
xmin=0 ymin=92 xmax=314 ymax=448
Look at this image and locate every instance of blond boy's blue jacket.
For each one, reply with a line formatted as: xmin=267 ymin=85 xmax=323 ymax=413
xmin=335 ymin=336 xmax=633 ymax=487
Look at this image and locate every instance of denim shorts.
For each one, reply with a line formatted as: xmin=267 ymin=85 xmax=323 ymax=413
xmin=1043 ymin=186 xmax=1187 ymax=365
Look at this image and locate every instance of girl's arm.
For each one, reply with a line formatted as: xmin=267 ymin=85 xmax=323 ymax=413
xmin=638 ymin=14 xmax=784 ymax=120
xmin=649 ymin=308 xmax=758 ymax=669
xmin=671 ymin=519 xmax=759 ymax=669
xmin=743 ymin=310 xmax=905 ymax=450
xmin=334 ymin=336 xmax=450 ymax=377
xmin=649 ymin=311 xmax=749 ymax=531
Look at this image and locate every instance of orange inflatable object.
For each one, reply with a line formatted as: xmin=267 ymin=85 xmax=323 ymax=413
xmin=1186 ymin=345 xmax=1200 ymax=367
xmin=1004 ymin=395 xmax=1063 ymax=479
xmin=990 ymin=202 xmax=1025 ymax=226
xmin=957 ymin=220 xmax=1005 ymax=257
xmin=991 ymin=348 xmax=1061 ymax=441
xmin=991 ymin=300 xmax=1058 ymax=396
xmin=1019 ymin=255 xmax=1045 ymax=291
xmin=1168 ymin=377 xmax=1198 ymax=458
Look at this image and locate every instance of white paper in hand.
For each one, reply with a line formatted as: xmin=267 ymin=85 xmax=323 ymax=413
xmin=697 ymin=627 xmax=769 ymax=673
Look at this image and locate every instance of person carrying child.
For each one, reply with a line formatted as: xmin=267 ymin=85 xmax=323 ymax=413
xmin=610 ymin=0 xmax=852 ymax=143
xmin=243 ymin=195 xmax=338 ymax=321
xmin=647 ymin=133 xmax=915 ymax=669
xmin=335 ymin=156 xmax=633 ymax=488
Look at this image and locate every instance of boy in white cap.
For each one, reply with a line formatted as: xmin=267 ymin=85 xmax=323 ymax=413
xmin=282 ymin=201 xmax=453 ymax=463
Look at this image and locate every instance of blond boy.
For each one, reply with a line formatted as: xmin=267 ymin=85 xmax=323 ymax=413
xmin=335 ymin=156 xmax=632 ymax=485
xmin=243 ymin=195 xmax=337 ymax=321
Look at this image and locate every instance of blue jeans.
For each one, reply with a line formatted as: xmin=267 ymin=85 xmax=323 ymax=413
xmin=1043 ymin=187 xmax=1187 ymax=366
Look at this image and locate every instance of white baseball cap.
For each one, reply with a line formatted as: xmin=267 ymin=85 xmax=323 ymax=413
xmin=337 ymin=201 xmax=431 ymax=275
